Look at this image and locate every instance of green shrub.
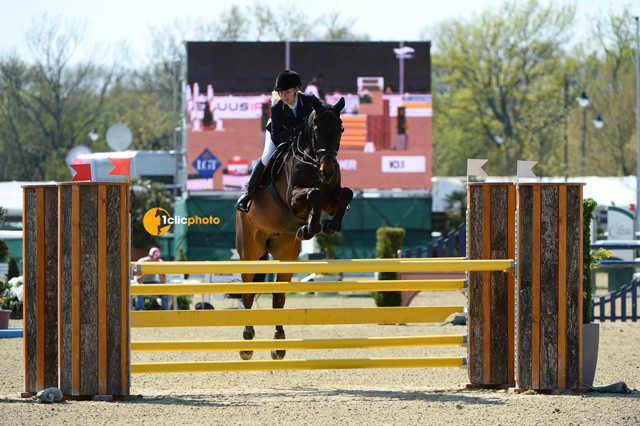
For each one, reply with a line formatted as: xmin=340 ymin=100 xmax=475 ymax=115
xmin=7 ymin=256 xmax=20 ymax=281
xmin=372 ymin=227 xmax=406 ymax=307
xmin=582 ymin=198 xmax=612 ymax=323
xmin=177 ymin=295 xmax=191 ymax=310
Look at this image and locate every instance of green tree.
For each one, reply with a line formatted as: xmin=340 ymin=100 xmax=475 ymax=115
xmin=315 ymin=232 xmax=343 ymax=259
xmin=577 ymin=6 xmax=637 ymax=176
xmin=444 ymin=190 xmax=466 ymax=232
xmin=432 ymin=0 xmax=575 ymax=176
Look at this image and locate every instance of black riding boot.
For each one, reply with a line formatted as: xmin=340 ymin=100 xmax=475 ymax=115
xmin=236 ymin=161 xmax=266 ymax=212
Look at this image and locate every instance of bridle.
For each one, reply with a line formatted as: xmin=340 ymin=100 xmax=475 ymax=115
xmin=293 ymin=111 xmax=342 ymax=168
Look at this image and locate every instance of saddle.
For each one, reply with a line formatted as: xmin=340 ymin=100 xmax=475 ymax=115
xmin=258 ymin=137 xmax=307 ymax=222
xmin=260 ymin=138 xmax=295 ymax=186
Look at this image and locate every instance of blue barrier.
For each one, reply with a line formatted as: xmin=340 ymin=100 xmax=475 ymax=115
xmin=592 ymin=279 xmax=639 ymax=322
xmin=403 ymin=223 xmax=466 ymax=259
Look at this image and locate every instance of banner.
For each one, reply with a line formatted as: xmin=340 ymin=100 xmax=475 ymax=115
xmin=384 ymin=94 xmax=432 ymax=117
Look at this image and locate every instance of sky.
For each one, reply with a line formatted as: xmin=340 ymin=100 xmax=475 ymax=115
xmin=0 ymin=0 xmax=635 ymax=67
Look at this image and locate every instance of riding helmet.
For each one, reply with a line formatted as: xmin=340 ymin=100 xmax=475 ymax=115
xmin=274 ymin=69 xmax=302 ymax=91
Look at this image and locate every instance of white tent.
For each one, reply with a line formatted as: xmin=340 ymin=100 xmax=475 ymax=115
xmin=431 ymin=176 xmax=638 ymax=212
xmin=0 ymin=181 xmax=57 ymax=218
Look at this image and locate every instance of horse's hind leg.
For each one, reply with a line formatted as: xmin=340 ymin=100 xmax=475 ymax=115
xmin=240 ymin=292 xmax=256 ymax=360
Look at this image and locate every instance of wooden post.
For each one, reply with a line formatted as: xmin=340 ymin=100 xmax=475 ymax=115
xmin=22 ymin=184 xmax=59 ymax=397
xmin=58 ymin=182 xmax=131 ymax=398
xmin=467 ymin=183 xmax=516 ymax=387
xmin=516 ymin=183 xmax=583 ymax=390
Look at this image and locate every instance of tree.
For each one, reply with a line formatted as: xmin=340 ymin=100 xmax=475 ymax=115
xmin=578 ymin=7 xmax=637 ymax=176
xmin=191 ymin=3 xmax=368 ymax=41
xmin=0 ymin=15 xmax=116 ymax=181
xmin=444 ymin=190 xmax=466 ymax=232
xmin=431 ymin=0 xmax=575 ymax=176
xmin=315 ymin=232 xmax=343 ymax=259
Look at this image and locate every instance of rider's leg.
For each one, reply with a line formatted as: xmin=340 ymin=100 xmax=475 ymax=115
xmin=236 ymin=130 xmax=275 ymax=212
xmin=236 ymin=160 xmax=266 ymax=212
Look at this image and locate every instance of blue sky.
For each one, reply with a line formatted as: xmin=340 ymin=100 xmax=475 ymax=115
xmin=0 ymin=0 xmax=634 ymax=66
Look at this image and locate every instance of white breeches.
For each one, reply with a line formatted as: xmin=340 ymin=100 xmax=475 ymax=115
xmin=261 ymin=120 xmax=275 ymax=166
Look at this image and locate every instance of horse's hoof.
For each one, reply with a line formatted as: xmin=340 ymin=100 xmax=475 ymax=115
xmin=321 ymin=220 xmax=335 ymax=234
xmin=271 ymin=330 xmax=286 ymax=359
xmin=243 ymin=327 xmax=255 ymax=340
xmin=271 ymin=350 xmax=286 ymax=360
xmin=296 ymin=227 xmax=310 ymax=240
xmin=240 ymin=350 xmax=253 ymax=360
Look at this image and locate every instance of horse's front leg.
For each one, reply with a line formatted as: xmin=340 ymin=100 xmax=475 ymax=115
xmin=240 ymin=270 xmax=263 ymax=361
xmin=322 ymin=187 xmax=354 ymax=234
xmin=292 ymin=188 xmax=322 ymax=240
xmin=271 ymin=291 xmax=286 ymax=360
xmin=240 ymin=292 xmax=256 ymax=360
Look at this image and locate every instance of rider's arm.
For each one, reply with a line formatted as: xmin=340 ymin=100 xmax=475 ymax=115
xmin=270 ymin=103 xmax=304 ymax=145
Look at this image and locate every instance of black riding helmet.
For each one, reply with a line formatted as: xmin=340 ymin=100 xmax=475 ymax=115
xmin=274 ymin=69 xmax=302 ymax=91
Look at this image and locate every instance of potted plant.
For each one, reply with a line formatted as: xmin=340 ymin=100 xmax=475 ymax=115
xmin=0 ymin=276 xmax=23 ymax=328
xmin=582 ymin=198 xmax=611 ymax=386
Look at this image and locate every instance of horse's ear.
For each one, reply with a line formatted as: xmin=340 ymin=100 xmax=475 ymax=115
xmin=312 ymin=96 xmax=323 ymax=113
xmin=335 ymin=97 xmax=345 ymax=113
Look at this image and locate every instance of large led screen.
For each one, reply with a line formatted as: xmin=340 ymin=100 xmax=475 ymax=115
xmin=185 ymin=41 xmax=432 ymax=192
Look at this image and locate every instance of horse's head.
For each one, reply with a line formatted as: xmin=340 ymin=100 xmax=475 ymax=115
xmin=306 ymin=97 xmax=345 ymax=183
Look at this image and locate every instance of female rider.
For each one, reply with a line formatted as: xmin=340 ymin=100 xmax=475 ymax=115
xmin=236 ymin=69 xmax=319 ymax=212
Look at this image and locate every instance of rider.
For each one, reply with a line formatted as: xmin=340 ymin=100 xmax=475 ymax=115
xmin=236 ymin=69 xmax=319 ymax=212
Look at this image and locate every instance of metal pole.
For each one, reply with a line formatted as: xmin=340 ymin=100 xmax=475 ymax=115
xmin=582 ymin=106 xmax=587 ymax=176
xmin=564 ymin=76 xmax=569 ymax=181
xmin=285 ymin=41 xmax=290 ymax=70
xmin=399 ymin=41 xmax=404 ymax=94
xmin=172 ymin=60 xmax=179 ymax=201
xmin=634 ymin=16 xmax=640 ymax=234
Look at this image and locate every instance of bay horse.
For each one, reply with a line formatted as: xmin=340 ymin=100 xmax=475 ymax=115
xmin=235 ymin=96 xmax=353 ymax=360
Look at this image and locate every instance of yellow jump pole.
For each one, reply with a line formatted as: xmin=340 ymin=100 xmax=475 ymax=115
xmin=131 ymin=357 xmax=468 ymax=374
xmin=130 ymin=279 xmax=467 ymax=296
xmin=131 ymin=306 xmax=464 ymax=328
xmin=136 ymin=259 xmax=514 ymax=275
xmin=131 ymin=335 xmax=467 ymax=352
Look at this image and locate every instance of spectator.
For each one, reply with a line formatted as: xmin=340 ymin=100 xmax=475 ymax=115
xmin=133 ymin=247 xmax=168 ymax=310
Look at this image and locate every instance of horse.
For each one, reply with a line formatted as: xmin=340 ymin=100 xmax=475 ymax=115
xmin=235 ymin=96 xmax=353 ymax=360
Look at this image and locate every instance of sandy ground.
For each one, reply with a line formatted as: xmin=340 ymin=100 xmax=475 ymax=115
xmin=1 ymin=290 xmax=639 ymax=425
